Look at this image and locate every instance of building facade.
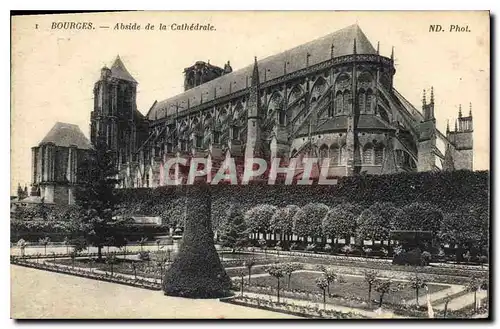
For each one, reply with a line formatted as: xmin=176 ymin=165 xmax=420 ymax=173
xmin=33 ymin=24 xmax=474 ymax=197
xmin=30 ymin=122 xmax=91 ymax=204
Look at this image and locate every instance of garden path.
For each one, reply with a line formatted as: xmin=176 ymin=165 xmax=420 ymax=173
xmin=434 ymin=290 xmax=488 ymax=311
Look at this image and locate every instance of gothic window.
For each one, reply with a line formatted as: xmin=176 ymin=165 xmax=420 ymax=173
xmin=358 ymin=89 xmax=366 ymax=114
xmin=278 ymin=110 xmax=286 ymax=125
xmin=340 ymin=145 xmax=347 ymax=165
xmin=319 ymin=144 xmax=329 ymax=160
xmin=335 ymin=91 xmax=343 ymax=114
xmin=362 ymin=143 xmax=374 ymax=164
xmin=374 ymin=145 xmax=384 ymax=165
xmin=366 ymin=89 xmax=373 ymax=113
xmin=166 ymin=142 xmax=173 ymax=153
xmin=343 ymin=90 xmax=351 ymax=113
xmin=310 ymin=78 xmax=327 ymax=105
xmin=379 ymin=106 xmax=389 ymax=123
xmin=232 ymin=126 xmax=240 ymax=140
xmin=213 ymin=131 xmax=220 ymax=144
xmin=196 ymin=135 xmax=203 ymax=148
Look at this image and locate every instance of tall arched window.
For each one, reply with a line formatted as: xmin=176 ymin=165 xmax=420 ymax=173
xmin=335 ymin=91 xmax=343 ymax=114
xmin=340 ymin=145 xmax=347 ymax=165
xmin=362 ymin=143 xmax=374 ymax=164
xmin=343 ymin=90 xmax=351 ymax=113
xmin=319 ymin=144 xmax=329 ymax=160
xmin=374 ymin=145 xmax=384 ymax=165
xmin=330 ymin=145 xmax=340 ymax=165
xmin=358 ymin=89 xmax=366 ymax=114
xmin=366 ymin=89 xmax=373 ymax=113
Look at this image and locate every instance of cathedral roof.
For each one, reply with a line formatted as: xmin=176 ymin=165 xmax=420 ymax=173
xmin=39 ymin=122 xmax=91 ymax=149
xmin=110 ymin=55 xmax=137 ymax=83
xmin=148 ymin=24 xmax=376 ymax=120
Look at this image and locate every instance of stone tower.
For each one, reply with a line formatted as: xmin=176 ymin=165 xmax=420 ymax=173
xmin=446 ymin=103 xmax=474 ymax=170
xmin=417 ymin=87 xmax=437 ymax=171
xmin=90 ymin=55 xmax=139 ymax=166
xmin=245 ymin=57 xmax=262 ymax=161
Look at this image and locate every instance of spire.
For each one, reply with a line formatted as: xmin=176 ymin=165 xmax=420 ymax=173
xmin=110 ymin=55 xmax=137 ymax=83
xmin=251 ymin=56 xmax=259 ymax=86
xmin=391 ymin=46 xmax=394 ymax=61
xmin=446 ymin=120 xmax=450 ymax=133
xmin=422 ymin=89 xmax=427 ymax=106
xmin=455 ymin=119 xmax=458 ymax=131
xmin=353 ymin=38 xmax=357 ymax=54
xmin=430 ymin=86 xmax=434 ymax=104
xmin=376 ymin=41 xmax=380 ymax=55
xmin=331 ymin=43 xmax=335 ymax=59
xmin=458 ymin=104 xmax=462 ymax=118
xmin=469 ymin=102 xmax=472 ymax=117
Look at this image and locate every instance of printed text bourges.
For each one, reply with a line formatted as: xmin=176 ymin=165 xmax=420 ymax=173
xmin=50 ymin=22 xmax=216 ymax=31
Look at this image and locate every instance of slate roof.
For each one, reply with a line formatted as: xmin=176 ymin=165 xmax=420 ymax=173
xmin=148 ymin=24 xmax=376 ymax=120
xmin=39 ymin=122 xmax=92 ymax=149
xmin=110 ymin=56 xmax=137 ymax=83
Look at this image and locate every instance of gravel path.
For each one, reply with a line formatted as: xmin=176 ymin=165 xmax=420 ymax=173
xmin=10 ymin=265 xmax=298 ymax=319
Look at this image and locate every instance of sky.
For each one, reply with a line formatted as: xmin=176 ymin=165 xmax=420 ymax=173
xmin=11 ymin=11 xmax=490 ymax=194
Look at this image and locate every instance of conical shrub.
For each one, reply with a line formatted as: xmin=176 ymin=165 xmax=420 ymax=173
xmin=163 ymin=183 xmax=232 ymax=298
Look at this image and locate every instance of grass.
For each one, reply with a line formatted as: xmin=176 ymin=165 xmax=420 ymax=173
xmin=252 ymin=271 xmax=450 ymax=306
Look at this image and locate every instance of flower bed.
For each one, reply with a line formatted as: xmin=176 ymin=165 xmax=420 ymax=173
xmin=11 ymin=258 xmax=161 ymax=290
xmin=220 ymin=295 xmax=366 ymax=319
xmin=11 ymin=250 xmax=137 ymax=260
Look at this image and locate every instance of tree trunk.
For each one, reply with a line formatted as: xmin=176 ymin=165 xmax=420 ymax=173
xmin=327 ymin=283 xmax=330 ymax=296
xmin=379 ymin=293 xmax=384 ymax=308
xmin=444 ymin=302 xmax=448 ymax=318
xmin=416 ymin=288 xmax=419 ymax=307
xmin=288 ymin=274 xmax=292 ymax=289
xmin=277 ymin=278 xmax=280 ymax=303
xmin=248 ymin=268 xmax=252 ymax=284
xmin=240 ymin=278 xmax=244 ymax=296
xmin=98 ymin=246 xmax=102 ymax=260
xmin=474 ymin=291 xmax=477 ymax=313
xmin=323 ymin=290 xmax=326 ymax=309
xmin=368 ymin=285 xmax=372 ymax=303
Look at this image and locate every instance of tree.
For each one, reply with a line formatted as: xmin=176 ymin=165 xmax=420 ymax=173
xmin=219 ymin=205 xmax=249 ymax=252
xmin=244 ymin=259 xmax=256 ymax=284
xmin=106 ymin=254 xmax=117 ymax=276
xmin=138 ymin=237 xmax=148 ymax=252
xmin=163 ymin=182 xmax=231 ymax=298
xmin=244 ymin=204 xmax=277 ymax=236
xmin=72 ymin=136 xmax=124 ymax=261
xmin=442 ymin=294 xmax=451 ymax=319
xmin=322 ymin=203 xmax=362 ymax=244
xmin=315 ymin=277 xmax=329 ymax=309
xmin=39 ymin=237 xmax=51 ymax=255
xmin=466 ymin=275 xmax=482 ymax=313
xmin=293 ymin=203 xmax=329 ymax=241
xmin=63 ymin=236 xmax=70 ymax=255
xmin=156 ymin=239 xmax=161 ymax=251
xmin=321 ymin=267 xmax=337 ymax=296
xmin=363 ymin=270 xmax=379 ymax=303
xmin=409 ymin=270 xmax=427 ymax=307
xmin=17 ymin=239 xmax=27 ymax=257
xmin=374 ymin=279 xmax=392 ymax=308
xmin=282 ymin=262 xmax=303 ymax=289
xmin=357 ymin=202 xmax=398 ymax=244
xmin=266 ymin=264 xmax=284 ymax=303
xmin=236 ymin=269 xmax=246 ymax=296
xmin=395 ymin=202 xmax=443 ymax=235
xmin=270 ymin=205 xmax=299 ymax=240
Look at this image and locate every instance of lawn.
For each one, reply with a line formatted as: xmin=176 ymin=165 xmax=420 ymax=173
xmin=251 ymin=271 xmax=450 ymax=306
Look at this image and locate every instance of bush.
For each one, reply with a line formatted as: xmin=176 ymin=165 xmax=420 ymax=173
xmin=138 ymin=251 xmax=151 ymax=261
xmin=392 ymin=248 xmax=428 ymax=266
xmin=163 ymin=184 xmax=231 ymax=298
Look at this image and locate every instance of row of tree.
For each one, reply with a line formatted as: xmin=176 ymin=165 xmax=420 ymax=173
xmin=219 ymin=201 xmax=488 ymax=253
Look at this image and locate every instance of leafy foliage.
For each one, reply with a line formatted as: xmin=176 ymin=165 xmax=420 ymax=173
xmin=219 ymin=205 xmax=249 ymax=251
xmin=357 ymin=202 xmax=398 ymax=241
xmin=270 ymin=205 xmax=299 ymax=235
xmin=322 ymin=203 xmax=362 ymax=240
xmin=244 ymin=204 xmax=278 ymax=233
xmin=293 ymin=203 xmax=329 ymax=238
xmin=395 ymin=202 xmax=443 ymax=234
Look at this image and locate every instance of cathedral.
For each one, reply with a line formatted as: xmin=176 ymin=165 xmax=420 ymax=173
xmin=30 ymin=24 xmax=474 ymax=202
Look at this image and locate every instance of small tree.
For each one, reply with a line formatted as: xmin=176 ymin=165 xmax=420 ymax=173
xmin=39 ymin=237 xmax=51 ymax=255
xmin=266 ymin=264 xmax=284 ymax=303
xmin=219 ymin=206 xmax=249 ymax=252
xmin=69 ymin=250 xmax=77 ymax=268
xmin=363 ymin=270 xmax=379 ymax=303
xmin=236 ymin=269 xmax=246 ymax=296
xmin=258 ymin=238 xmax=267 ymax=258
xmin=409 ymin=271 xmax=427 ymax=307
xmin=282 ymin=262 xmax=303 ymax=289
xmin=244 ymin=259 xmax=256 ymax=284
xmin=63 ymin=236 xmax=70 ymax=255
xmin=374 ymin=279 xmax=392 ymax=308
xmin=138 ymin=237 xmax=148 ymax=252
xmin=17 ymin=239 xmax=27 ymax=257
xmin=321 ymin=267 xmax=337 ymax=296
xmin=131 ymin=261 xmax=138 ymax=280
xmin=442 ymin=294 xmax=452 ymax=318
xmin=316 ymin=277 xmax=329 ymax=309
xmin=156 ymin=239 xmax=161 ymax=251
xmin=324 ymin=244 xmax=332 ymax=254
xmin=106 ymin=254 xmax=117 ymax=276
xmin=466 ymin=275 xmax=481 ymax=313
